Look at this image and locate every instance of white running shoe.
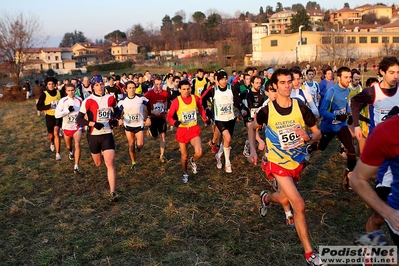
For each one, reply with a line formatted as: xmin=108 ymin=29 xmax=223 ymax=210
xmin=50 ymin=143 xmax=55 ymax=152
xmin=182 ymin=173 xmax=189 ymax=183
xmin=190 ymin=157 xmax=197 ymax=174
xmin=215 ymin=153 xmax=222 ymax=169
xmin=55 ymin=153 xmax=61 ymax=161
xmin=243 ymin=140 xmax=250 ymax=157
xmin=225 ymin=164 xmax=232 ymax=173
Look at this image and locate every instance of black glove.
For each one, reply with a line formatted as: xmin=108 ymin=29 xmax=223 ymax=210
xmin=109 ymin=119 xmax=118 ymax=128
xmin=335 ymin=114 xmax=347 ymax=122
xmin=205 ymin=119 xmax=211 ymax=126
xmin=347 ymin=115 xmax=353 ymax=125
xmin=174 ymin=121 xmax=181 ymax=127
xmin=93 ymin=122 xmax=104 ymax=130
xmin=68 ymin=106 xmax=75 ymax=112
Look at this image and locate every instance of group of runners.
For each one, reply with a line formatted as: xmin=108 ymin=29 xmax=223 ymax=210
xmin=35 ymin=56 xmax=399 ymax=266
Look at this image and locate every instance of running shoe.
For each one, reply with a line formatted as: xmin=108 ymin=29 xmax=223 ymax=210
xmin=110 ymin=192 xmax=118 ymax=202
xmin=306 ymin=253 xmax=326 ymax=266
xmin=225 ymin=164 xmax=232 ymax=173
xmin=286 ymin=215 xmax=295 ymax=228
xmin=146 ymin=128 xmax=153 ymax=138
xmin=131 ymin=162 xmax=136 ymax=170
xmin=190 ymin=157 xmax=197 ymax=174
xmin=339 ymin=143 xmax=347 ymax=159
xmin=342 ymin=168 xmax=352 ymax=190
xmin=74 ymin=166 xmax=80 ymax=174
xmin=160 ymin=154 xmax=167 ymax=163
xmin=242 ymin=140 xmax=250 ymax=157
xmin=215 ymin=153 xmax=222 ymax=169
xmin=55 ymin=153 xmax=61 ymax=161
xmin=50 ymin=143 xmax=55 ymax=152
xmin=354 ymin=230 xmax=388 ymax=246
xmin=305 ymin=144 xmax=312 ymax=162
xmin=68 ymin=151 xmax=74 ymax=161
xmin=208 ymin=141 xmax=219 ymax=153
xmin=182 ymin=173 xmax=189 ymax=183
xmin=259 ymin=191 xmax=270 ymax=217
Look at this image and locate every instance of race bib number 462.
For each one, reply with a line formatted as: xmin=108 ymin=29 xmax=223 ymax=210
xmin=219 ymin=104 xmax=233 ymax=115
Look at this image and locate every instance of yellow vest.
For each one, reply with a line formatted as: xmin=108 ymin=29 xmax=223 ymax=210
xmin=44 ymin=90 xmax=61 ymax=116
xmin=135 ymin=84 xmax=143 ymax=95
xmin=177 ymin=95 xmax=197 ymax=127
xmin=266 ymin=99 xmax=306 ymax=170
xmin=194 ymin=78 xmax=207 ymax=97
xmin=348 ymin=84 xmax=362 ymax=103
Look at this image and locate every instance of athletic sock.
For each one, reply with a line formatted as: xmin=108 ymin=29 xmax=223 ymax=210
xmin=285 ymin=211 xmax=293 ymax=218
xmin=224 ymin=146 xmax=231 ymax=165
xmin=305 ymin=251 xmax=314 ymax=260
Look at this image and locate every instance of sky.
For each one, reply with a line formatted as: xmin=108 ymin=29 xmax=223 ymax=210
xmin=2 ymin=0 xmax=394 ymax=47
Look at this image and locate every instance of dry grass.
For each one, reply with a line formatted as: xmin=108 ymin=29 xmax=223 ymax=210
xmin=0 ymin=99 xmax=386 ymax=266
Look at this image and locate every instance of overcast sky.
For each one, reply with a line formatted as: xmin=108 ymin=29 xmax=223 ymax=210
xmin=2 ymin=0 xmax=391 ymax=46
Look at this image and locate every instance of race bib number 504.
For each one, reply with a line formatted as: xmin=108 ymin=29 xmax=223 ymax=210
xmin=97 ymin=108 xmax=111 ymax=122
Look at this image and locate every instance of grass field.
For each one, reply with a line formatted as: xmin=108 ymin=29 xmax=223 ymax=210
xmin=0 ymin=99 xmax=388 ymax=266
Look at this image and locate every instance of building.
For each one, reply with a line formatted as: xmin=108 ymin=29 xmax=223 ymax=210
xmin=111 ymin=41 xmax=139 ymax=62
xmin=255 ymin=31 xmax=399 ymax=65
xmin=252 ymin=24 xmax=270 ymax=65
xmin=269 ymin=10 xmax=296 ymax=34
xmin=359 ymin=4 xmax=393 ymax=20
xmin=330 ymin=8 xmax=362 ymax=25
xmin=307 ymin=9 xmax=324 ymax=23
xmin=20 ymin=47 xmax=76 ymax=75
xmin=71 ymin=42 xmax=103 ymax=67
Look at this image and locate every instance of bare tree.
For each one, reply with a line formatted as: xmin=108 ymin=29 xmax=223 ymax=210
xmin=318 ymin=31 xmax=356 ymax=65
xmin=380 ymin=41 xmax=399 ymax=57
xmin=0 ymin=12 xmax=47 ymax=84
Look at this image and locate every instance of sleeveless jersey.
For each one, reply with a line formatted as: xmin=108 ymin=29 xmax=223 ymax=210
xmin=44 ymin=90 xmax=61 ymax=116
xmin=303 ymin=81 xmax=319 ymax=107
xmin=369 ymin=83 xmax=399 ymax=133
xmin=213 ymin=86 xmax=235 ymax=121
xmin=118 ymin=95 xmax=148 ymax=128
xmin=176 ymin=95 xmax=198 ymax=127
xmin=348 ymin=84 xmax=362 ymax=106
xmin=193 ymin=78 xmax=207 ymax=97
xmin=265 ymin=99 xmax=306 ymax=170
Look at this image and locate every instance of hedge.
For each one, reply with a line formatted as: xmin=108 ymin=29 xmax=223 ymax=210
xmin=86 ymin=61 xmax=133 ymax=72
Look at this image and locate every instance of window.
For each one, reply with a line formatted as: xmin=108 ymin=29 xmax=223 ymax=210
xmin=393 ymin=37 xmax=399 ymax=43
xmin=271 ymin=20 xmax=275 ymax=23
xmin=371 ymin=37 xmax=378 ymax=43
xmin=335 ymin=36 xmax=344 ymax=44
xmin=271 ymin=40 xmax=278 ymax=46
xmin=359 ymin=37 xmax=367 ymax=43
xmin=47 ymin=56 xmax=50 ymax=60
xmin=382 ymin=37 xmax=389 ymax=43
xmin=55 ymin=56 xmax=59 ymax=60
xmin=347 ymin=37 xmax=356 ymax=43
xmin=322 ymin=36 xmax=331 ymax=44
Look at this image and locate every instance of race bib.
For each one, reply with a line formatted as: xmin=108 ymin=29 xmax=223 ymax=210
xmin=219 ymin=103 xmax=233 ymax=115
xmin=197 ymin=87 xmax=204 ymax=95
xmin=127 ymin=113 xmax=140 ymax=122
xmin=83 ymin=91 xmax=91 ymax=99
xmin=67 ymin=115 xmax=77 ymax=124
xmin=97 ymin=108 xmax=111 ymax=122
xmin=51 ymin=101 xmax=57 ymax=109
xmin=250 ymin=108 xmax=258 ymax=118
xmin=182 ymin=110 xmax=196 ymax=124
xmin=278 ymin=124 xmax=303 ymax=150
xmin=153 ymin=102 xmax=164 ymax=115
